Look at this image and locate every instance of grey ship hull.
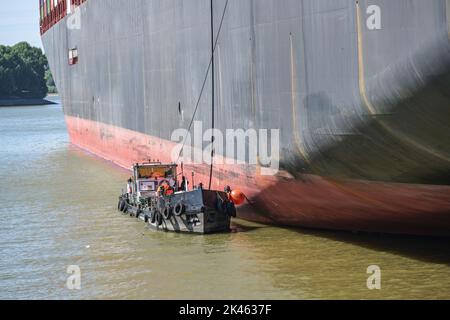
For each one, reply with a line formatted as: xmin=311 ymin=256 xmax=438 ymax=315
xmin=42 ymin=0 xmax=450 ymax=236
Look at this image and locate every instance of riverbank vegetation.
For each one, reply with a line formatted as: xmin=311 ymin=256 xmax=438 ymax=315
xmin=0 ymin=42 xmax=55 ymax=99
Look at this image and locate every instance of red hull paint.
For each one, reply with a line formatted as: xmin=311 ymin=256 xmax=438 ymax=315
xmin=66 ymin=116 xmax=450 ymax=237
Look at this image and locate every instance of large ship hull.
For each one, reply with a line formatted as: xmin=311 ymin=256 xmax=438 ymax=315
xmin=42 ymin=0 xmax=450 ymax=236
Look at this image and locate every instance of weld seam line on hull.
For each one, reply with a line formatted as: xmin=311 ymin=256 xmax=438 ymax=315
xmin=446 ymin=0 xmax=450 ymax=39
xmin=289 ymin=32 xmax=309 ymax=163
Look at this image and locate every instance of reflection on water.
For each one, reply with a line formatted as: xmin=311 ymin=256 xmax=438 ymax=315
xmin=0 ymin=100 xmax=449 ymax=299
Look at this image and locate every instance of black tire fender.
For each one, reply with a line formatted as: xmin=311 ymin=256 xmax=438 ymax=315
xmin=150 ymin=210 xmax=157 ymax=224
xmin=174 ymin=202 xmax=186 ymax=216
xmin=156 ymin=211 xmax=163 ymax=226
xmin=119 ymin=200 xmax=126 ymax=212
xmin=163 ymin=207 xmax=172 ymax=220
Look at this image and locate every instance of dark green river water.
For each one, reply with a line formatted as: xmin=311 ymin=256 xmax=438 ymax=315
xmin=1 ymin=97 xmax=449 ymax=299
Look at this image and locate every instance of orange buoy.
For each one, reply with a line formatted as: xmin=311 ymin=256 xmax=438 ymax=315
xmin=230 ymin=190 xmax=246 ymax=205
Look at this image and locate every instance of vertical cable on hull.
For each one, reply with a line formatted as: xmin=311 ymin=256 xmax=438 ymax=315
xmin=209 ymin=0 xmax=215 ymax=190
xmin=446 ymin=0 xmax=450 ymax=39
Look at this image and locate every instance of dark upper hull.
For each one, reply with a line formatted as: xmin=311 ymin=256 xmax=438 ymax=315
xmin=42 ymin=0 xmax=450 ymax=236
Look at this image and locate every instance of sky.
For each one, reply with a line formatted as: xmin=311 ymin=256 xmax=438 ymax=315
xmin=0 ymin=0 xmax=43 ymax=49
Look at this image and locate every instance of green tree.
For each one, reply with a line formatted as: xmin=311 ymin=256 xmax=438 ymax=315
xmin=45 ymin=68 xmax=57 ymax=94
xmin=0 ymin=46 xmax=19 ymax=96
xmin=0 ymin=42 xmax=49 ymax=99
